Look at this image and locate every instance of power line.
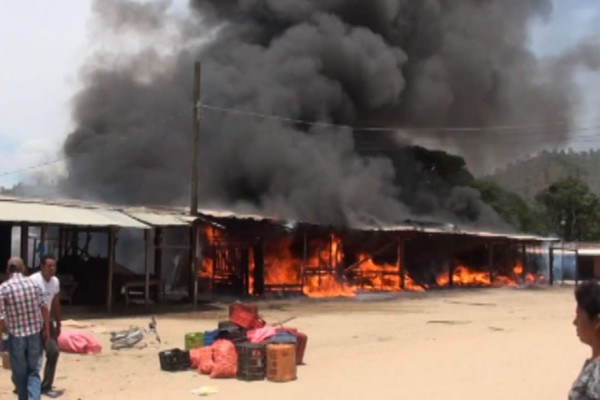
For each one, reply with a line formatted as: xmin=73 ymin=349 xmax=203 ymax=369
xmin=199 ymin=103 xmax=600 ymax=134
xmin=0 ymin=158 xmax=64 ymax=178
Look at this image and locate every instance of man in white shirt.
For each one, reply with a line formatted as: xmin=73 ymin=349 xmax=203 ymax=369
xmin=29 ymin=255 xmax=61 ymax=398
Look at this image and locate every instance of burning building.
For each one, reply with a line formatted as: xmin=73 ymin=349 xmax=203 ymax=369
xmin=195 ymin=213 xmax=554 ymax=300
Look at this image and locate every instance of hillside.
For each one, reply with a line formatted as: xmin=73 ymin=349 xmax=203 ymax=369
xmin=485 ymin=149 xmax=600 ymax=201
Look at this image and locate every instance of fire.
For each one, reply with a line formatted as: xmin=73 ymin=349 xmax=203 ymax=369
xmin=198 ymin=226 xmax=218 ymax=279
xmin=435 ymin=261 xmax=540 ymax=288
xmin=199 ymin=225 xmax=543 ymax=298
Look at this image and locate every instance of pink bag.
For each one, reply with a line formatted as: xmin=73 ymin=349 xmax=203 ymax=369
xmin=57 ymin=330 xmax=102 ymax=354
xmin=247 ymin=326 xmax=277 ymax=344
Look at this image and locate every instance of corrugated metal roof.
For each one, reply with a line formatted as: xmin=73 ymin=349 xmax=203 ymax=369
xmin=0 ymin=199 xmax=149 ymax=229
xmin=125 ymin=211 xmax=192 ymax=227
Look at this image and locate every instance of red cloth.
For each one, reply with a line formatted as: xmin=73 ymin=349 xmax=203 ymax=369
xmin=57 ymin=330 xmax=102 ymax=354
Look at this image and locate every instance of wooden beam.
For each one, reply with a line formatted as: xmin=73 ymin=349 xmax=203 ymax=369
xmin=144 ymin=229 xmax=150 ymax=309
xmin=20 ymin=223 xmax=29 ymax=268
xmin=106 ymin=227 xmax=117 ymax=314
xmin=398 ymin=237 xmax=405 ymax=290
xmin=488 ymin=243 xmax=495 ymax=285
xmin=154 ymin=228 xmax=163 ymax=302
xmin=189 ymin=226 xmax=197 ymax=305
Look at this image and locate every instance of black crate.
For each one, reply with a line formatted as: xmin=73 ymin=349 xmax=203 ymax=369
xmin=159 ymin=348 xmax=191 ymax=372
xmin=236 ymin=342 xmax=266 ymax=381
xmin=217 ymin=321 xmax=247 ymax=344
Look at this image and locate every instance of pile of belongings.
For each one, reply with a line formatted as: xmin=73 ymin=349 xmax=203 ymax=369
xmin=111 ymin=317 xmax=161 ymax=350
xmin=158 ymin=303 xmax=307 ymax=382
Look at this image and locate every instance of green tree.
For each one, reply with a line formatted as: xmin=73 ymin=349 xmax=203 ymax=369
xmin=535 ymin=177 xmax=600 ymax=241
xmin=472 ymin=180 xmax=547 ymax=234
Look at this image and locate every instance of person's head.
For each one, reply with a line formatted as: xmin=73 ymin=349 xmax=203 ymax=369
xmin=6 ymin=257 xmax=25 ymax=275
xmin=574 ymin=281 xmax=600 ymax=345
xmin=40 ymin=255 xmax=57 ymax=280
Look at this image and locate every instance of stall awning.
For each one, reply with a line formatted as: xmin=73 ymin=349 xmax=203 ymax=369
xmin=126 ymin=211 xmax=192 ymax=227
xmin=0 ymin=199 xmax=149 ymax=229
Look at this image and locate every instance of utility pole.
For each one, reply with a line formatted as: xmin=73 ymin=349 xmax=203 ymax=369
xmin=190 ymin=61 xmax=201 ymax=216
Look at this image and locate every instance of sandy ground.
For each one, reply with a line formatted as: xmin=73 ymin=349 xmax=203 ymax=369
xmin=0 ymin=286 xmax=588 ymax=400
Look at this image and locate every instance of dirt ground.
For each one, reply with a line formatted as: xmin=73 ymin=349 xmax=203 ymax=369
xmin=0 ymin=286 xmax=587 ymax=400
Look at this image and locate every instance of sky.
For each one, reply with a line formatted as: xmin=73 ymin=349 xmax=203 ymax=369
xmin=0 ymin=0 xmax=599 ymax=188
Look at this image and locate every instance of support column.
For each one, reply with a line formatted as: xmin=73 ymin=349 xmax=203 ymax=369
xmin=154 ymin=228 xmax=163 ymax=302
xmin=189 ymin=224 xmax=198 ymax=305
xmin=398 ymin=237 xmax=405 ymax=290
xmin=253 ymin=237 xmax=265 ymax=296
xmin=20 ymin=223 xmax=29 ymax=268
xmin=521 ymin=243 xmax=528 ymax=280
xmin=488 ymin=243 xmax=495 ymax=285
xmin=144 ymin=229 xmax=150 ymax=309
xmin=549 ymin=247 xmax=555 ymax=286
xmin=106 ymin=227 xmax=117 ymax=314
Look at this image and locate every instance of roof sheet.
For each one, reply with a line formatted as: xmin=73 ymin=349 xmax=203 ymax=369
xmin=0 ymin=199 xmax=149 ymax=229
xmin=126 ymin=211 xmax=192 ymax=227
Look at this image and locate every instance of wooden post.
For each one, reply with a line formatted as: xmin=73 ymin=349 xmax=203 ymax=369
xmin=575 ymin=250 xmax=580 ymax=286
xmin=398 ymin=237 xmax=405 ymax=290
xmin=521 ymin=243 xmax=527 ymax=279
xmin=20 ymin=223 xmax=29 ymax=268
xmin=488 ymin=243 xmax=495 ymax=285
xmin=58 ymin=227 xmax=63 ymax=258
xmin=190 ymin=221 xmax=201 ymax=306
xmin=549 ymin=247 xmax=555 ymax=286
xmin=302 ymin=231 xmax=308 ymax=292
xmin=189 ymin=225 xmax=198 ymax=305
xmin=144 ymin=229 xmax=150 ymax=309
xmin=40 ymin=224 xmax=47 ymax=257
xmin=253 ymin=236 xmax=265 ymax=296
xmin=106 ymin=227 xmax=117 ymax=314
xmin=154 ymin=228 xmax=163 ymax=302
xmin=190 ymin=61 xmax=201 ymax=216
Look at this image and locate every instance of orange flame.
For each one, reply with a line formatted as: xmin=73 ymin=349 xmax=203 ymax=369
xmin=200 ymin=227 xmax=542 ymax=297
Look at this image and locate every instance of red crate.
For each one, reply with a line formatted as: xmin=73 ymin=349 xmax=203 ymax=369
xmin=276 ymin=328 xmax=307 ymax=365
xmin=230 ymin=303 xmax=263 ymax=329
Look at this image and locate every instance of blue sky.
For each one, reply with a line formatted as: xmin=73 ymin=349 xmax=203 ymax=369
xmin=0 ymin=0 xmax=599 ymax=188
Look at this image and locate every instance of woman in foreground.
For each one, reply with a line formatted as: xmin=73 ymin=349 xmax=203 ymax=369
xmin=570 ymin=281 xmax=600 ymax=399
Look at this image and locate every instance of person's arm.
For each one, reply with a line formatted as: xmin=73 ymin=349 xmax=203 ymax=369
xmin=51 ymin=293 xmax=61 ymax=337
xmin=37 ymin=286 xmax=49 ymax=343
xmin=0 ymin=289 xmax=5 ymax=334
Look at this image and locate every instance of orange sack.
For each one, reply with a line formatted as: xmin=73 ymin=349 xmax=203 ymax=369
xmin=197 ymin=346 xmax=214 ymax=375
xmin=210 ymin=339 xmax=238 ymax=379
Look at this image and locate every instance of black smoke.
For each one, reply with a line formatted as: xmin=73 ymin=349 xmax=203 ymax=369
xmin=62 ymin=0 xmax=595 ymax=229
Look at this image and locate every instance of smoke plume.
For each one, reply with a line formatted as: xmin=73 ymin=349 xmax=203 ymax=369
xmin=62 ymin=0 xmax=596 ymax=229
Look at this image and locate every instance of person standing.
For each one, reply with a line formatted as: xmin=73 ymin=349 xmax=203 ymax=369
xmin=30 ymin=255 xmax=62 ymax=397
xmin=0 ymin=257 xmax=49 ymax=400
xmin=570 ymin=280 xmax=600 ymax=399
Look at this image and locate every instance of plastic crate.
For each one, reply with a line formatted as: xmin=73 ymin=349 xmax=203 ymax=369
xmin=229 ymin=304 xmax=265 ymax=329
xmin=184 ymin=332 xmax=205 ymax=350
xmin=159 ymin=348 xmax=191 ymax=372
xmin=236 ymin=342 xmax=266 ymax=381
xmin=266 ymin=343 xmax=296 ymax=383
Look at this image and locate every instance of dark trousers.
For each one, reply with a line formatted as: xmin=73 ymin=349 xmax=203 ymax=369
xmin=9 ymin=333 xmax=43 ymax=400
xmin=41 ymin=322 xmax=60 ymax=391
